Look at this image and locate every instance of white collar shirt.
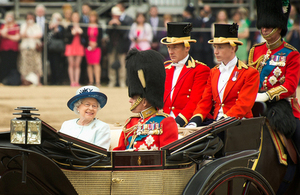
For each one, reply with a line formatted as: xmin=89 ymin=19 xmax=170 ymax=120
xmin=150 ymin=17 xmax=159 ymax=35
xmin=119 ymin=13 xmax=125 ymax=22
xmin=216 ymin=56 xmax=237 ymax=120
xmin=36 ymin=16 xmax=45 ymax=34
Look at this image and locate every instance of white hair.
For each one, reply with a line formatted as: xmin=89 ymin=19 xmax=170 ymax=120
xmin=35 ymin=4 xmax=46 ymax=11
xmin=51 ymin=12 xmax=62 ymax=21
xmin=73 ymin=98 xmax=101 ymax=115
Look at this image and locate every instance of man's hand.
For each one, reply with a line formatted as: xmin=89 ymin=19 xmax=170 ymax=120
xmin=255 ymin=92 xmax=269 ymax=102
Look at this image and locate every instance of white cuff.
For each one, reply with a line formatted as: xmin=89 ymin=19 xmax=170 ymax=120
xmin=185 ymin=122 xmax=197 ymax=128
xmin=255 ymin=92 xmax=269 ymax=102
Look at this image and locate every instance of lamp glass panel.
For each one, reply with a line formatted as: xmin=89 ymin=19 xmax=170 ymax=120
xmin=27 ymin=120 xmax=42 ymax=144
xmin=10 ymin=119 xmax=26 ymax=144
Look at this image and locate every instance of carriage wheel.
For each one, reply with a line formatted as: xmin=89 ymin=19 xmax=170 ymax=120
xmin=202 ymin=167 xmax=275 ymax=195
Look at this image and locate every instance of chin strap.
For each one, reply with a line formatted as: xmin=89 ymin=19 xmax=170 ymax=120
xmin=261 ymin=28 xmax=278 ymax=39
xmin=130 ymin=96 xmax=143 ymax=111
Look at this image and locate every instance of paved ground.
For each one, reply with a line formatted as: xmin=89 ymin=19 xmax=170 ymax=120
xmin=0 ymin=85 xmax=132 ymax=131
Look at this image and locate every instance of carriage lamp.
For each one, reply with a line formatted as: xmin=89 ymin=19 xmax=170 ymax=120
xmin=10 ymin=107 xmax=42 ymax=145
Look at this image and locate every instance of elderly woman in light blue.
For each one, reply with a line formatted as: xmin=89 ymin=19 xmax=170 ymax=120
xmin=60 ymin=85 xmax=111 ymax=150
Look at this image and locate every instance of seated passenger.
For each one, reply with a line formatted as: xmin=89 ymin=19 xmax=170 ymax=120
xmin=114 ymin=49 xmax=178 ymax=151
xmin=60 ymin=85 xmax=111 ymax=150
xmin=187 ymin=23 xmax=259 ymax=127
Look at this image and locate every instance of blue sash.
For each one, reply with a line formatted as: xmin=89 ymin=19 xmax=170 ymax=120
xmin=259 ymin=47 xmax=291 ymax=89
xmin=126 ymin=115 xmax=166 ymax=149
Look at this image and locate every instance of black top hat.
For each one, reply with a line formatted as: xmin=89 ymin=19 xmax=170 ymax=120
xmin=126 ymin=49 xmax=165 ymax=109
xmin=256 ymin=0 xmax=290 ymax=37
xmin=160 ymin=22 xmax=196 ymax=47
xmin=208 ymin=23 xmax=243 ymax=46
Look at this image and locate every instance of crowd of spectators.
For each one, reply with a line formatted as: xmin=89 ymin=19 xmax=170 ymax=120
xmin=0 ymin=2 xmax=299 ymax=87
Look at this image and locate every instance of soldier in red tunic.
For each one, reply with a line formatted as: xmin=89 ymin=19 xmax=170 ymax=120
xmin=187 ymin=23 xmax=260 ymax=127
xmin=113 ymin=49 xmax=178 ymax=151
xmin=160 ymin=22 xmax=210 ymax=127
xmin=249 ymin=0 xmax=300 ymax=155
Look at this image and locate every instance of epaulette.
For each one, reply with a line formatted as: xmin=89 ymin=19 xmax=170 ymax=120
xmin=164 ymin=60 xmax=172 ymax=65
xmin=164 ymin=60 xmax=172 ymax=69
xmin=156 ymin=112 xmax=169 ymax=118
xmin=252 ymin=42 xmax=265 ymax=48
xmin=284 ymin=43 xmax=298 ymax=52
xmin=195 ymin=60 xmax=207 ymax=66
xmin=237 ymin=60 xmax=248 ymax=70
xmin=186 ymin=58 xmax=196 ymax=68
xmin=248 ymin=44 xmax=265 ymax=68
xmin=124 ymin=115 xmax=139 ymax=125
xmin=213 ymin=64 xmax=220 ymax=69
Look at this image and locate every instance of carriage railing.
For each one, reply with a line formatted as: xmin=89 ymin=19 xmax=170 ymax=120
xmin=162 ymin=117 xmax=239 ymax=155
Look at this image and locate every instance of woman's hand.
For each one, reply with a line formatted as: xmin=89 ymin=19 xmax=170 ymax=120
xmin=88 ymin=41 xmax=97 ymax=50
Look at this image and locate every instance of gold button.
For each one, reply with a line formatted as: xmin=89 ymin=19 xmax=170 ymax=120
xmin=265 ymin=76 xmax=268 ymax=79
xmin=187 ymin=95 xmax=190 ymax=98
xmin=172 ymin=106 xmax=175 ymax=110
xmin=189 ymin=89 xmax=191 ymax=92
xmin=237 ymin=91 xmax=240 ymax=94
xmin=221 ymin=104 xmax=224 ymax=107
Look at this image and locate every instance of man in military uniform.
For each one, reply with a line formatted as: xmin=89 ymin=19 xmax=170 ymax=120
xmin=249 ymin=0 xmax=300 ymax=155
xmin=187 ymin=23 xmax=260 ymax=127
xmin=161 ymin=22 xmax=210 ymax=127
xmin=114 ymin=49 xmax=178 ymax=151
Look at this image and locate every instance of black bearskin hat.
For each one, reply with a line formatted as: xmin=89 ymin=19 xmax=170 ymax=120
xmin=256 ymin=0 xmax=291 ymax=37
xmin=126 ymin=49 xmax=165 ymax=109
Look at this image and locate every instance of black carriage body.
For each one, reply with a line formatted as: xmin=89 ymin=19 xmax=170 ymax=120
xmin=0 ymin=117 xmax=273 ymax=195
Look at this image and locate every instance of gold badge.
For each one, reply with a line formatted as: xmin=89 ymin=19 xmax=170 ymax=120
xmin=273 ymin=67 xmax=282 ymax=78
xmin=279 ymin=75 xmax=285 ymax=84
xmin=269 ymin=76 xmax=278 ymax=86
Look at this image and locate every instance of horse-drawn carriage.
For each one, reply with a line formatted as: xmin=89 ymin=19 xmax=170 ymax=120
xmin=0 ymin=106 xmax=298 ymax=195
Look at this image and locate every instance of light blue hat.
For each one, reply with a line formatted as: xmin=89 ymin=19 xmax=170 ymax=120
xmin=67 ymin=86 xmax=107 ymax=111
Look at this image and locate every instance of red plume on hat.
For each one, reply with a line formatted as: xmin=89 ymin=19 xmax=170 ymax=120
xmin=256 ymin=0 xmax=291 ymax=37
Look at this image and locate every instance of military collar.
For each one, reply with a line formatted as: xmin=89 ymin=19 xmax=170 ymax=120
xmin=139 ymin=106 xmax=157 ymax=119
xmin=266 ymin=37 xmax=283 ymax=50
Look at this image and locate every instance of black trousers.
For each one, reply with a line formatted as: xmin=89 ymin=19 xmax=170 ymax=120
xmin=0 ymin=50 xmax=18 ymax=82
xmin=48 ymin=51 xmax=64 ymax=85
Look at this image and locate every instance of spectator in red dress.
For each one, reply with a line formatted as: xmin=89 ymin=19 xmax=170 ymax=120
xmin=82 ymin=11 xmax=102 ymax=86
xmin=64 ymin=11 xmax=85 ymax=87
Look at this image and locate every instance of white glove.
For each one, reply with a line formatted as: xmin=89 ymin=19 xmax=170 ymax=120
xmin=255 ymin=92 xmax=269 ymax=102
xmin=185 ymin=122 xmax=197 ymax=128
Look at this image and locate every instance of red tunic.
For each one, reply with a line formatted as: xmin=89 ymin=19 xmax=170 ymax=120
xmin=163 ymin=56 xmax=210 ymax=126
xmin=248 ymin=41 xmax=300 ymax=118
xmin=192 ymin=60 xmax=259 ymax=120
xmin=113 ymin=111 xmax=178 ymax=151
